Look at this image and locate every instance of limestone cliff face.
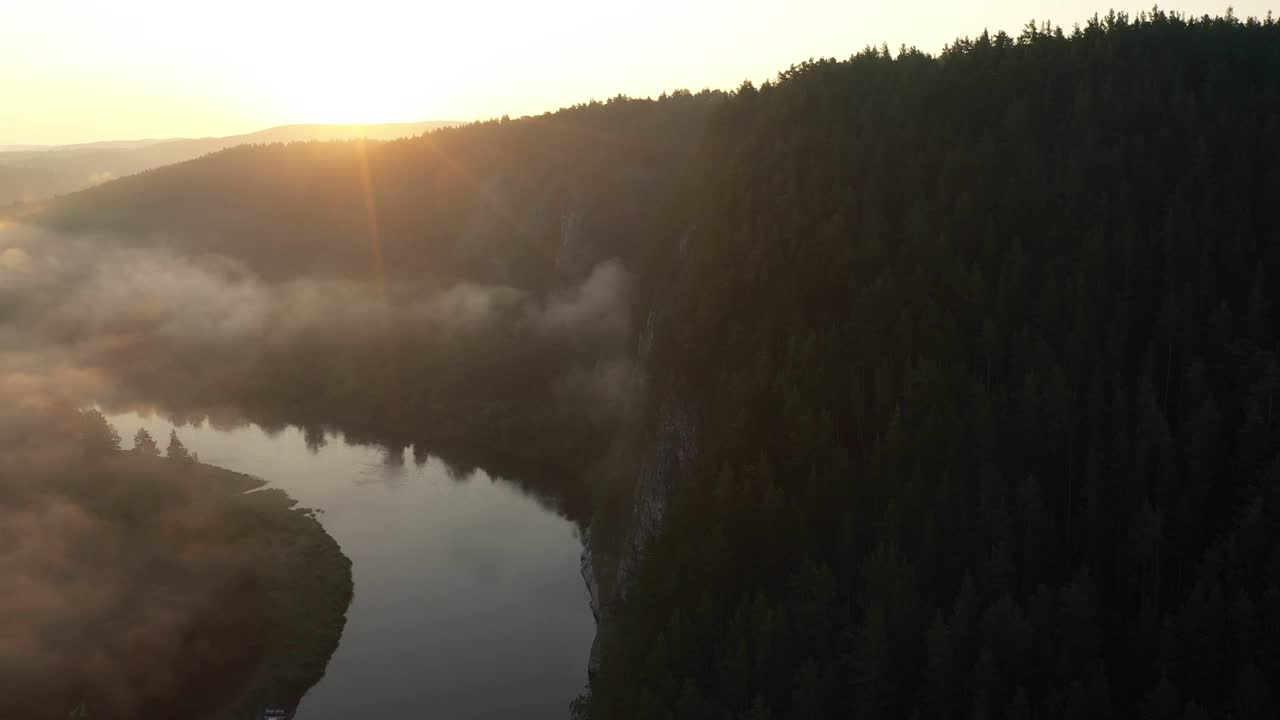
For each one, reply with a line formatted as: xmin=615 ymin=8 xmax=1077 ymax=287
xmin=581 ymin=397 xmax=696 ymax=677
xmin=579 ymin=228 xmax=698 ymax=684
xmin=580 ymin=534 xmax=606 ymax=677
xmin=612 ymin=399 xmax=696 ymax=595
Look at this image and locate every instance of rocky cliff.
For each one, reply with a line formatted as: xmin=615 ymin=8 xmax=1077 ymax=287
xmin=578 ymin=225 xmax=698 ymax=689
xmin=581 ymin=396 xmax=696 ymax=677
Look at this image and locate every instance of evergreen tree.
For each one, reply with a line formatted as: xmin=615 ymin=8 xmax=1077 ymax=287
xmin=132 ymin=428 xmax=160 ymax=456
xmin=76 ymin=409 xmax=120 ymax=454
xmin=585 ymin=10 xmax=1280 ymax=719
xmin=166 ymin=429 xmax=192 ymax=463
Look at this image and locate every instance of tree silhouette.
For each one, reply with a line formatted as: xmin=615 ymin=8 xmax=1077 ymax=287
xmin=77 ymin=409 xmax=120 ymax=454
xmin=166 ymin=429 xmax=192 ymax=463
xmin=132 ymin=428 xmax=160 ymax=456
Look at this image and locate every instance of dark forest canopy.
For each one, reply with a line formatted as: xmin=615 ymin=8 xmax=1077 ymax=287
xmin=581 ymin=9 xmax=1280 ymax=720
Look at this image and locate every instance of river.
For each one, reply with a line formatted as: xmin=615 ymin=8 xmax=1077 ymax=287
xmin=106 ymin=411 xmax=595 ymax=719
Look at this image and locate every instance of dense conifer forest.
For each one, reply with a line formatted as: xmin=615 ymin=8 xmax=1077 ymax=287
xmin=582 ymin=10 xmax=1280 ymax=719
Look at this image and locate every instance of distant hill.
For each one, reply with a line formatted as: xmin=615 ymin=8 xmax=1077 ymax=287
xmin=0 ymin=121 xmax=460 ymax=205
xmin=0 ymin=144 xmax=57 ymax=152
xmin=0 ymin=164 xmax=69 ymax=205
xmin=226 ymin=121 xmax=461 ymax=144
xmin=23 ymin=96 xmax=723 ymax=287
xmin=1 ymin=138 xmax=176 ymax=153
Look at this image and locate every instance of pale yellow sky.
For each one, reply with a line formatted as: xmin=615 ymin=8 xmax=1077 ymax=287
xmin=2 ymin=1 xmax=1269 ymax=145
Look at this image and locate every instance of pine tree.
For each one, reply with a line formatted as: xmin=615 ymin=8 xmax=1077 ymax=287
xmin=132 ymin=428 xmax=160 ymax=456
xmin=76 ymin=409 xmax=120 ymax=454
xmin=167 ymin=429 xmax=192 ymax=463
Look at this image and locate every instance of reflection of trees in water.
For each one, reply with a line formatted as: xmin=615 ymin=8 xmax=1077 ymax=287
xmin=357 ymin=444 xmax=469 ymax=490
xmin=443 ymin=457 xmax=477 ymax=483
xmin=97 ymin=402 xmax=257 ymax=436
xmin=355 ymin=458 xmax=408 ymax=489
xmin=303 ymin=425 xmax=328 ymax=453
xmin=258 ymin=420 xmax=288 ymax=439
xmin=80 ymin=297 xmax=609 ymax=525
xmin=382 ymin=443 xmax=406 ymax=467
xmin=349 ymin=436 xmax=580 ymax=522
xmin=344 ymin=444 xmax=408 ymax=488
xmin=98 ymin=391 xmax=593 ymax=525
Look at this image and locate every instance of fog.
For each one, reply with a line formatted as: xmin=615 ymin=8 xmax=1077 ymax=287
xmin=0 ymin=494 xmax=262 ymax=713
xmin=0 ymin=223 xmax=639 ymax=428
xmin=0 ymin=217 xmax=635 ymax=716
xmin=0 ymin=402 xmax=281 ymax=719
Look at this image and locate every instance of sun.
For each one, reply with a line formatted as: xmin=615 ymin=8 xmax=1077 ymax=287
xmin=263 ymin=69 xmax=431 ymax=125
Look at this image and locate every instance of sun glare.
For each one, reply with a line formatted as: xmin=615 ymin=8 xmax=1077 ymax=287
xmin=256 ymin=61 xmax=433 ymax=125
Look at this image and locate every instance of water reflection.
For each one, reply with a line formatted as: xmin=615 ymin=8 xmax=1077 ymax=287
xmin=105 ymin=411 xmax=594 ymax=720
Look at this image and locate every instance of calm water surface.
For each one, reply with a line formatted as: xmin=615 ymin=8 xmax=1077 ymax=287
xmin=107 ymin=411 xmax=594 ymax=719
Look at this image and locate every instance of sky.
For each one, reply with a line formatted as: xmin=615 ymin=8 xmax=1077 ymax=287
xmin=2 ymin=1 xmax=1273 ymax=146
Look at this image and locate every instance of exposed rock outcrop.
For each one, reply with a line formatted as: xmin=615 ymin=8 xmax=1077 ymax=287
xmin=581 ymin=397 xmax=696 ymax=679
xmin=579 ymin=225 xmax=698 ymax=685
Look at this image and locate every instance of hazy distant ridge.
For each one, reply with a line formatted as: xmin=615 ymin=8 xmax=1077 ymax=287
xmin=0 ymin=120 xmax=461 ymax=205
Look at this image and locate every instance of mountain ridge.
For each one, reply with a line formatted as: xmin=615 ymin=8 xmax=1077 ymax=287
xmin=0 ymin=120 xmax=463 ymax=206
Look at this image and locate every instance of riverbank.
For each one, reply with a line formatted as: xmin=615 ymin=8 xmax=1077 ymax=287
xmin=196 ymin=464 xmax=354 ymax=720
xmin=101 ymin=411 xmax=594 ymax=719
xmin=0 ymin=431 xmax=353 ymax=720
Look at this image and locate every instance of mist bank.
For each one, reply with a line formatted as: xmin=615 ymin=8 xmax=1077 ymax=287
xmin=0 ymin=219 xmax=646 ymax=521
xmin=0 ymin=403 xmax=352 ymax=719
xmin=0 ymin=94 xmax=728 ymax=519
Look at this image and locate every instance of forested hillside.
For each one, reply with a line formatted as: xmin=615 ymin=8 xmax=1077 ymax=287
xmin=29 ymin=94 xmax=721 ymax=287
xmin=583 ymin=11 xmax=1280 ymax=719
xmin=4 ymin=92 xmax=725 ymax=524
xmin=0 ymin=121 xmax=458 ymax=206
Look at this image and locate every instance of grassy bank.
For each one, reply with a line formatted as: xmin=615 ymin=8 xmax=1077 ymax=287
xmin=0 ymin=417 xmax=354 ymax=720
